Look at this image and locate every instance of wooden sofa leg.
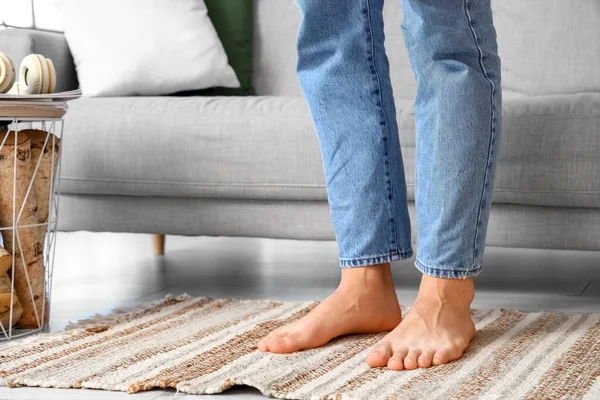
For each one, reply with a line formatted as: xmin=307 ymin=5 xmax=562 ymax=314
xmin=152 ymin=234 xmax=165 ymax=255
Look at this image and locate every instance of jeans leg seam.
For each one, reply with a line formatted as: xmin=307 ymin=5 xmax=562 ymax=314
xmin=364 ymin=0 xmax=399 ymax=255
xmin=464 ymin=0 xmax=497 ymax=265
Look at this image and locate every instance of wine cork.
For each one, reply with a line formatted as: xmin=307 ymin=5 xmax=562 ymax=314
xmin=0 ymin=130 xmax=47 ymax=328
xmin=13 ymin=258 xmax=47 ymax=328
xmin=0 ymin=274 xmax=18 ymax=314
xmin=0 ymin=131 xmax=43 ymax=261
xmin=19 ymin=129 xmax=61 ymax=246
xmin=0 ymin=299 xmax=23 ymax=330
xmin=0 ymin=246 xmax=11 ymax=275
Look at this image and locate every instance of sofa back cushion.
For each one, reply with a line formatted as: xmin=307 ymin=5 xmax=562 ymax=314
xmin=253 ymin=0 xmax=600 ymax=97
xmin=491 ymin=0 xmax=600 ymax=96
xmin=253 ymin=0 xmax=302 ymax=96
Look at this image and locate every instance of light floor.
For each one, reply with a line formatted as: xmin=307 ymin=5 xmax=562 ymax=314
xmin=1 ymin=232 xmax=600 ymax=399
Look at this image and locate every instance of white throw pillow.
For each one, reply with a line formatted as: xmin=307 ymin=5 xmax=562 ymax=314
xmin=55 ymin=0 xmax=240 ymax=97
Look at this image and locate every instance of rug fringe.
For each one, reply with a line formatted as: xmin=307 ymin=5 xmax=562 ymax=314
xmin=64 ymin=293 xmax=194 ymax=331
xmin=0 ymin=327 xmax=67 ymax=350
xmin=0 ymin=294 xmax=195 ymax=350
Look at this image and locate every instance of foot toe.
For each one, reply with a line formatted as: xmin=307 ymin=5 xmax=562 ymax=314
xmin=403 ymin=349 xmax=421 ymax=370
xmin=434 ymin=346 xmax=465 ymax=365
xmin=263 ymin=332 xmax=287 ymax=352
xmin=268 ymin=331 xmax=309 ymax=354
xmin=267 ymin=335 xmax=293 ymax=353
xmin=366 ymin=343 xmax=393 ymax=368
xmin=258 ymin=331 xmax=283 ymax=352
xmin=417 ymin=350 xmax=434 ymax=368
xmin=387 ymin=348 xmax=408 ymax=371
xmin=257 ymin=339 xmax=268 ymax=352
xmin=432 ymin=349 xmax=451 ymax=365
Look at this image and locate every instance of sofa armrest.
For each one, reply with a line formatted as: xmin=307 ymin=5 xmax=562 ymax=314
xmin=0 ymin=28 xmax=78 ymax=92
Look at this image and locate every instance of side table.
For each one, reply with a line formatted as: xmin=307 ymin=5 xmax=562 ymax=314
xmin=0 ymin=117 xmax=64 ymax=341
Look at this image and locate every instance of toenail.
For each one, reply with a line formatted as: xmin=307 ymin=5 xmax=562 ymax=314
xmin=433 ymin=358 xmax=441 ymax=364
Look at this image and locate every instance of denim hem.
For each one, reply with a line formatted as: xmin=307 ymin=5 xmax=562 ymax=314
xmin=340 ymin=248 xmax=414 ymax=268
xmin=414 ymin=258 xmax=482 ymax=279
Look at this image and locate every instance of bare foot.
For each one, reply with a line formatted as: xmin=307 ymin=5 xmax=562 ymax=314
xmin=257 ymin=263 xmax=401 ymax=353
xmin=366 ymin=274 xmax=476 ymax=370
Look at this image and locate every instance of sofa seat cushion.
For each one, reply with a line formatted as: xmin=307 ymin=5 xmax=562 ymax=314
xmin=60 ymin=93 xmax=600 ymax=208
xmin=492 ymin=92 xmax=600 ymax=208
xmin=61 ymin=96 xmax=327 ymax=200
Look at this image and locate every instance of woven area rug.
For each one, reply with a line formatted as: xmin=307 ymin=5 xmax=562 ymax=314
xmin=1 ymin=294 xmax=600 ymax=399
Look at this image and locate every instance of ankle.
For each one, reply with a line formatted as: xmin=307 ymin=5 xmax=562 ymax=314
xmin=417 ymin=274 xmax=475 ymax=305
xmin=339 ymin=263 xmax=395 ymax=291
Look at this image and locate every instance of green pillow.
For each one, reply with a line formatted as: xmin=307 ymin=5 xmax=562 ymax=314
xmin=184 ymin=0 xmax=255 ymax=96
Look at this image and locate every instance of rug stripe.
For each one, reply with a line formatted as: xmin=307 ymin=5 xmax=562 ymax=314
xmin=584 ymin=376 xmax=600 ymax=399
xmin=127 ymin=302 xmax=317 ymax=393
xmin=331 ymin=367 xmax=386 ymax=397
xmin=270 ymin=334 xmax=381 ymax=395
xmin=298 ymin=347 xmax=377 ymax=398
xmin=181 ymin=330 xmax=360 ymax=396
xmin=250 ymin=336 xmax=366 ymax=398
xmin=509 ymin=314 xmax=600 ymax=399
xmin=524 ymin=317 xmax=600 ymax=399
xmin=352 ymin=369 xmax=422 ymax=400
xmin=0 ymin=295 xmax=195 ymax=364
xmin=447 ymin=313 xmax=569 ymax=399
xmin=1 ymin=297 xmax=215 ymax=376
xmin=8 ymin=298 xmax=247 ymax=388
xmin=177 ymin=351 xmax=271 ymax=395
xmin=65 ymin=294 xmax=196 ymax=331
xmin=231 ymin=351 xmax=306 ymax=395
xmin=71 ymin=300 xmax=283 ymax=387
xmin=108 ymin=301 xmax=309 ymax=391
xmin=482 ymin=313 xmax=586 ymax=398
xmin=284 ymin=335 xmax=385 ymax=398
xmin=10 ymin=299 xmax=287 ymax=390
xmin=63 ymin=301 xmax=302 ymax=392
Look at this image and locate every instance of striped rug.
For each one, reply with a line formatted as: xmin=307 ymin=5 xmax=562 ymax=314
xmin=1 ymin=294 xmax=600 ymax=399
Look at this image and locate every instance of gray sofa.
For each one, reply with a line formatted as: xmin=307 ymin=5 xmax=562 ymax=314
xmin=1 ymin=0 xmax=599 ymax=252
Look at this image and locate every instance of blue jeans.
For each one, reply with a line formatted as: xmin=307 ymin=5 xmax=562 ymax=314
xmin=295 ymin=0 xmax=502 ymax=278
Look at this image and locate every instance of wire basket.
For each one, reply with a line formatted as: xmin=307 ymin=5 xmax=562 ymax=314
xmin=0 ymin=117 xmax=63 ymax=341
